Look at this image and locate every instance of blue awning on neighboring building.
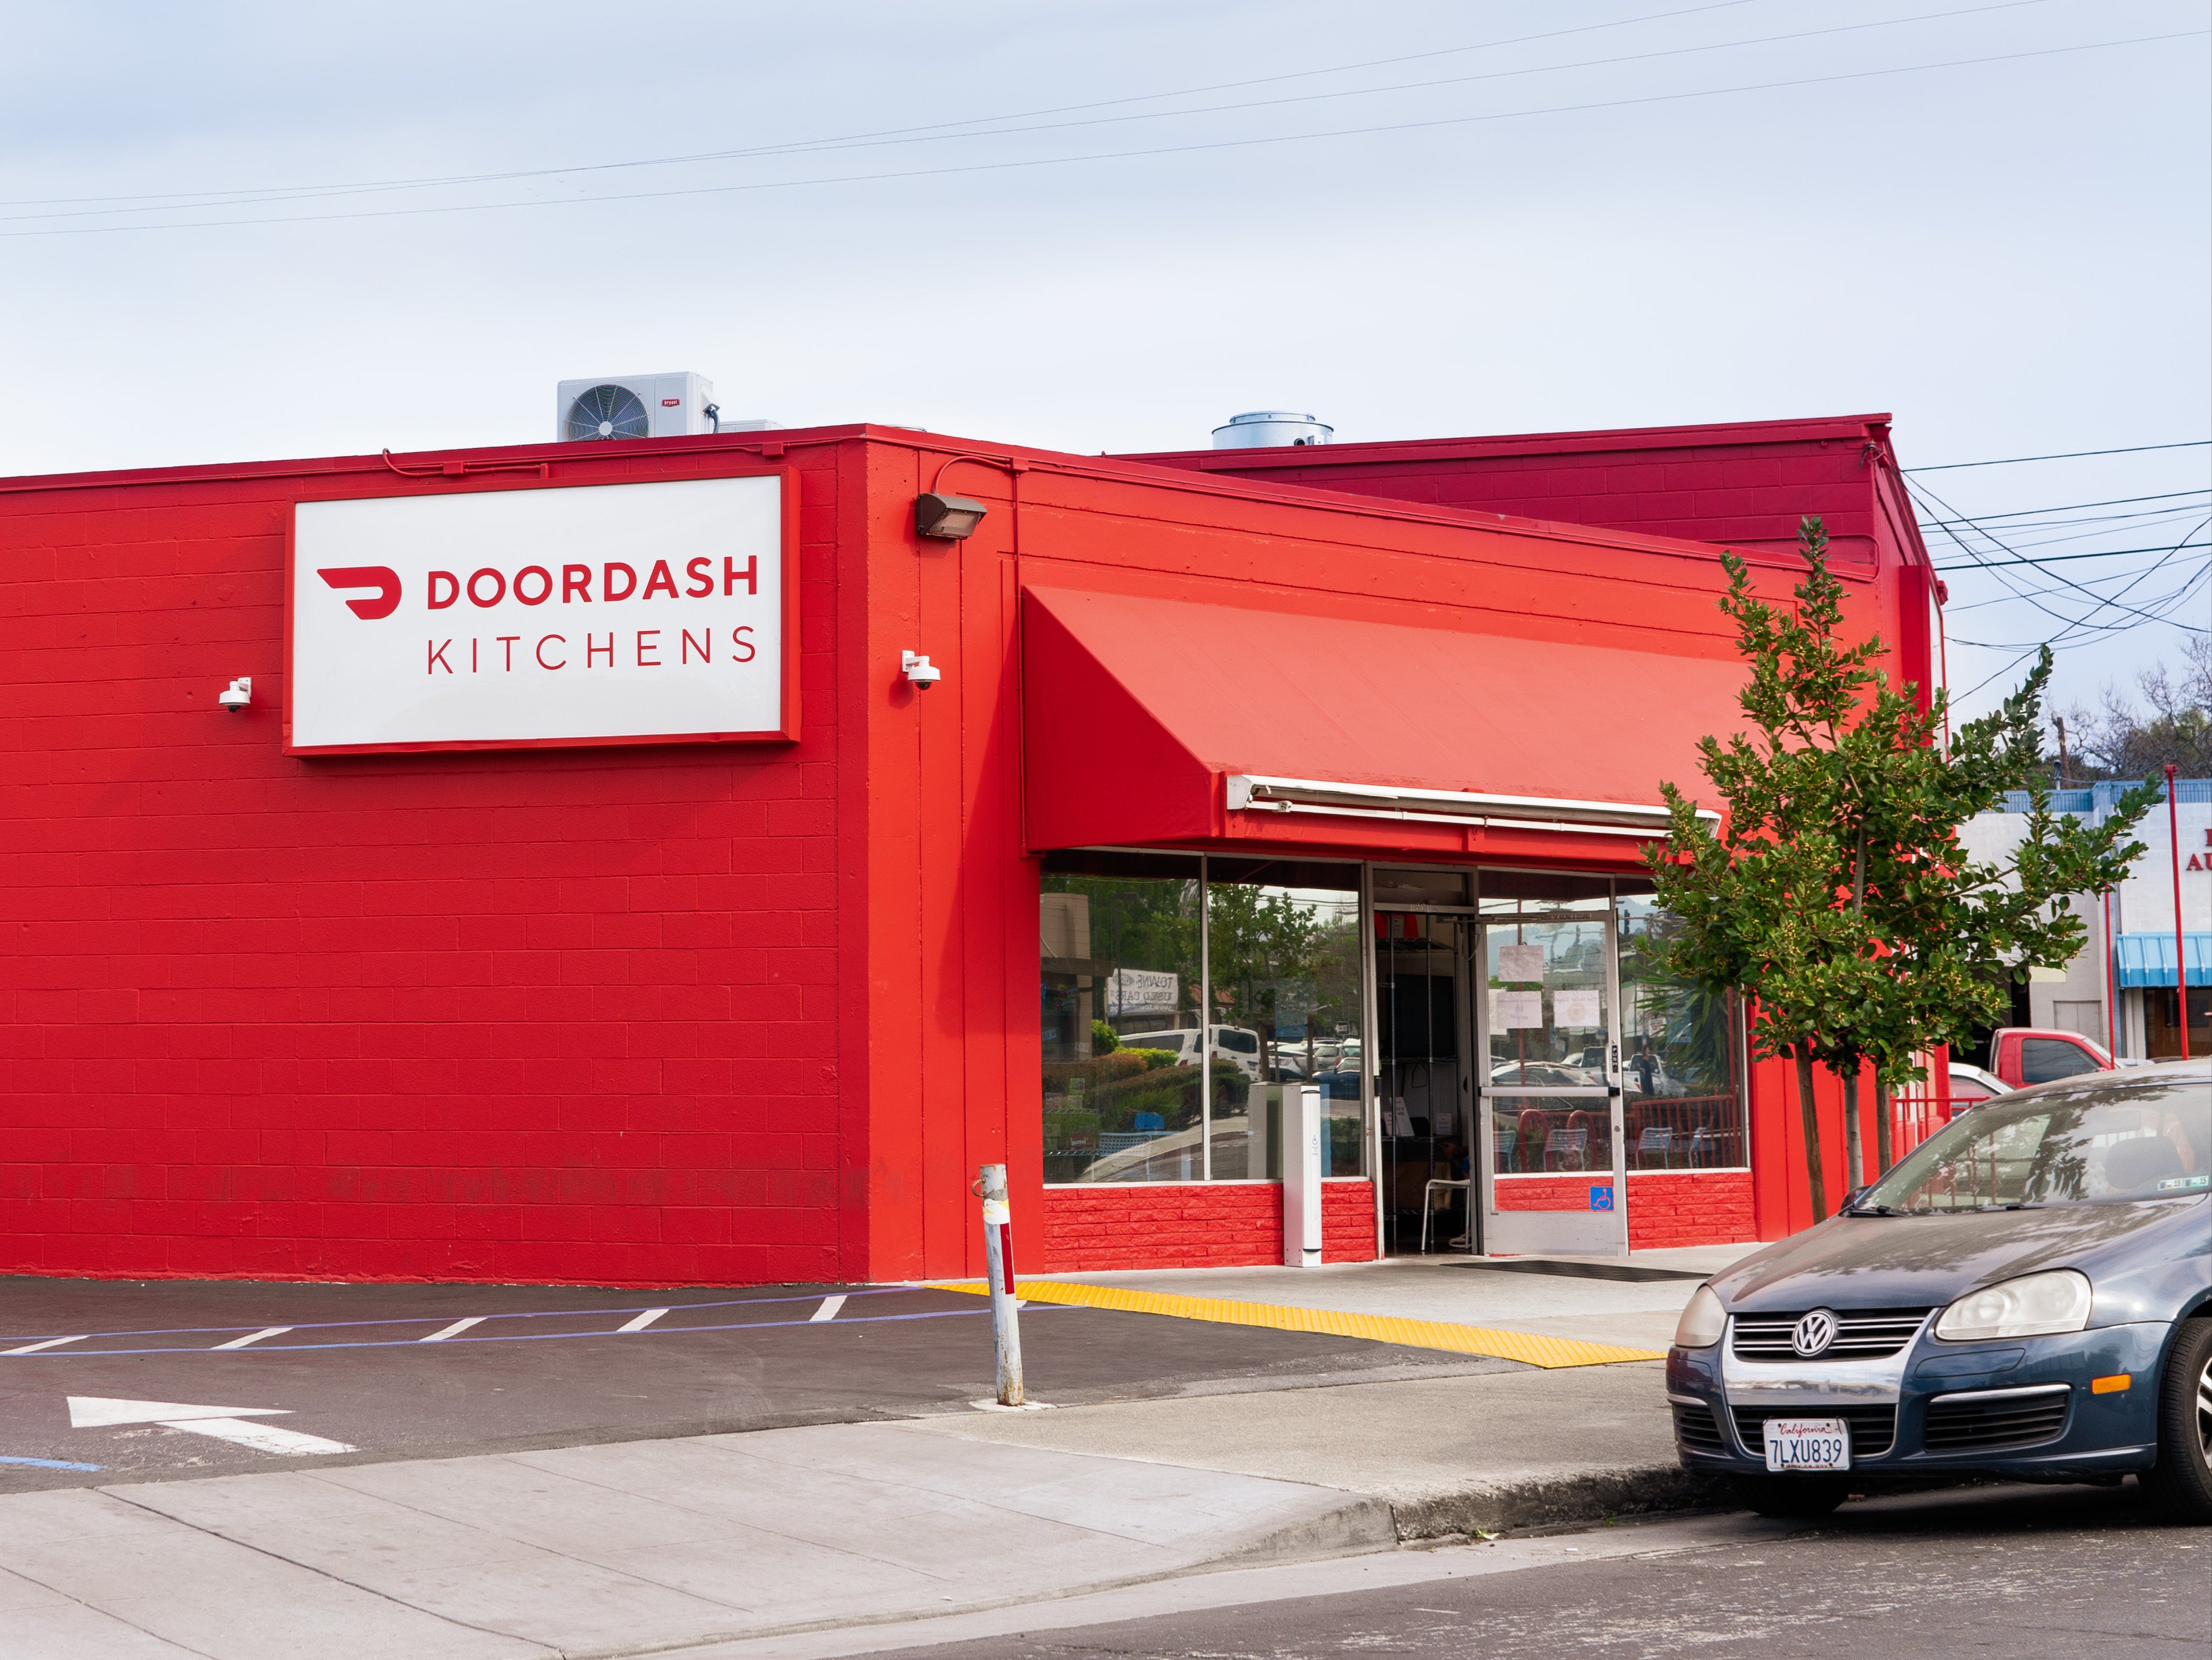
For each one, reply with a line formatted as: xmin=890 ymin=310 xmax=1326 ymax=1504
xmin=2114 ymin=932 xmax=2212 ymax=988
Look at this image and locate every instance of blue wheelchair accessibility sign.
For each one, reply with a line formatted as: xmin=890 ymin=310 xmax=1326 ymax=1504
xmin=1588 ymin=1184 xmax=1615 ymax=1212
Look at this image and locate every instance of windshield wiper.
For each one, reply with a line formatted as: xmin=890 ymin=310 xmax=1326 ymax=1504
xmin=1841 ymin=1203 xmax=1912 ymax=1217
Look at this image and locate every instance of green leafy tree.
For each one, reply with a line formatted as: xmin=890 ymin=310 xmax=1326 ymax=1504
xmin=1648 ymin=518 xmax=2155 ymax=1222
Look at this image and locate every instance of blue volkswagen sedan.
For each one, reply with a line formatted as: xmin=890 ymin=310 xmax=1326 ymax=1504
xmin=1668 ymin=1059 xmax=2211 ymax=1519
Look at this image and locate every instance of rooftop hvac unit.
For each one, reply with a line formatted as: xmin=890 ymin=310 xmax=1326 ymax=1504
xmin=1211 ymin=411 xmax=1333 ymax=449
xmin=555 ymin=372 xmax=772 ymax=441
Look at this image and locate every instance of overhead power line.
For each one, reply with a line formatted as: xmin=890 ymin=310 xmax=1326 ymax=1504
xmin=1916 ymin=487 xmax=2212 ymax=526
xmin=0 ymin=0 xmax=1777 ymax=212
xmin=1933 ymin=539 xmax=2212 ymax=570
xmin=1905 ymin=439 xmax=2212 ymax=471
xmin=0 ymin=0 xmax=2056 ymax=220
xmin=2 ymin=27 xmax=2200 ymax=239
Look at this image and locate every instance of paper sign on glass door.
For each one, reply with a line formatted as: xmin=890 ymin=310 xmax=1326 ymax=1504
xmin=1497 ymin=944 xmax=1545 ymax=983
xmin=1553 ymin=989 xmax=1602 ymax=1030
xmin=1492 ymin=991 xmax=1544 ymax=1029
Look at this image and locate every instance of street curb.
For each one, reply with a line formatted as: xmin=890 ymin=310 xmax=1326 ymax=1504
xmin=1386 ymin=1464 xmax=1725 ymax=1540
xmin=1213 ymin=1494 xmax=1403 ymax=1565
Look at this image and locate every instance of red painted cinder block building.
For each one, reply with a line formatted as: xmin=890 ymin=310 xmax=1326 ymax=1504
xmin=0 ymin=412 xmax=1942 ymax=1286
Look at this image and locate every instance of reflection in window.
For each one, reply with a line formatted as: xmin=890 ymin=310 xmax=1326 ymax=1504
xmin=1617 ymin=895 xmax=1748 ymax=1170
xmin=1207 ymin=863 xmax=1365 ymax=1179
xmin=1862 ymin=1084 xmax=2209 ymax=1210
xmin=1041 ymin=853 xmax=1365 ymax=1184
xmin=1041 ymin=853 xmax=1203 ymax=1184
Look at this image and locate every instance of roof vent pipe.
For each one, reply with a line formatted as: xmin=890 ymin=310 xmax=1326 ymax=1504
xmin=1210 ymin=411 xmax=1333 ymax=450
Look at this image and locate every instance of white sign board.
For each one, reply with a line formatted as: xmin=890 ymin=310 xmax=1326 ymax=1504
xmin=1492 ymin=990 xmax=1544 ymax=1030
xmin=1496 ymin=943 xmax=1545 ymax=984
xmin=1107 ymin=969 xmax=1180 ymax=1016
xmin=288 ymin=474 xmax=790 ymax=753
xmin=1553 ymin=989 xmax=1603 ymax=1031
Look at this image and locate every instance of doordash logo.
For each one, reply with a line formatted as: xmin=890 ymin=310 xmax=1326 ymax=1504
xmin=317 ymin=566 xmax=403 ymax=620
xmin=289 ymin=474 xmax=788 ymax=753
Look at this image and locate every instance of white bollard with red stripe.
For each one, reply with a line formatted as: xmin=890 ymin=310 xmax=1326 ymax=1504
xmin=976 ymin=1162 xmax=1025 ymax=1407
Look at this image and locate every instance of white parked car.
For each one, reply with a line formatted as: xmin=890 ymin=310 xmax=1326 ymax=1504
xmin=1944 ymin=1062 xmax=2012 ymax=1110
xmin=1117 ymin=1026 xmax=1263 ymax=1078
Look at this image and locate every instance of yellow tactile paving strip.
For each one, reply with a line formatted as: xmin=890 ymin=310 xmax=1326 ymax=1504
xmin=929 ymin=1279 xmax=1665 ymax=1369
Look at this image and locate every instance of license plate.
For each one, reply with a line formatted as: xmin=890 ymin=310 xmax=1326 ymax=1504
xmin=1764 ymin=1416 xmax=1850 ymax=1472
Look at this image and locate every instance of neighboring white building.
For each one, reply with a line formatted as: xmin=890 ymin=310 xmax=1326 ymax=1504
xmin=1960 ymin=778 xmax=2211 ymax=1058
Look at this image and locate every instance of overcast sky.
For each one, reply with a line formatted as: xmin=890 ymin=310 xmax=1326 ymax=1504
xmin=4 ymin=0 xmax=2206 ymax=724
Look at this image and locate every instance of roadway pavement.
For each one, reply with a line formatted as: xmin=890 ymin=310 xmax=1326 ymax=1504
xmin=823 ymin=1483 xmax=2211 ymax=1660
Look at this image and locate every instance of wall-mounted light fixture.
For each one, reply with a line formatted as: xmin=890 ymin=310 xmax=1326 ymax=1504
xmin=217 ymin=677 xmax=252 ymax=712
xmin=914 ymin=492 xmax=987 ymax=541
xmin=901 ymin=651 xmax=942 ymax=691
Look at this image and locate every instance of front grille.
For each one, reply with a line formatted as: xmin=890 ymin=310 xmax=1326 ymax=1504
xmin=1732 ymin=1308 xmax=1932 ymax=1362
xmin=1923 ymin=1388 xmax=2070 ymax=1453
xmin=1734 ymin=1405 xmax=1896 ymax=1459
xmin=1672 ymin=1402 xmax=1728 ymax=1456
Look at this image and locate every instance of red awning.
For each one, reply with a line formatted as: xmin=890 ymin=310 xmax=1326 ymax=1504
xmin=1021 ymin=585 xmax=1745 ymax=855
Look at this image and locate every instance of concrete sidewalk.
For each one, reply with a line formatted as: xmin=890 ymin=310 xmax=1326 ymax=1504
xmin=914 ymin=1354 xmax=1692 ymax=1538
xmin=0 ymin=1420 xmax=1394 ymax=1659
xmin=981 ymin=1243 xmax=1761 ymax=1355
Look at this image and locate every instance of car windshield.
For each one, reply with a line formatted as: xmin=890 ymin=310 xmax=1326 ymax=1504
xmin=1854 ymin=1078 xmax=2210 ymax=1213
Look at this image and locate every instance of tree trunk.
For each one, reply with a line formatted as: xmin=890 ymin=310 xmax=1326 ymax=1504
xmin=1841 ymin=1065 xmax=1864 ymax=1196
xmin=1794 ymin=1048 xmax=1828 ymax=1223
xmin=1874 ymin=1074 xmax=1893 ymax=1175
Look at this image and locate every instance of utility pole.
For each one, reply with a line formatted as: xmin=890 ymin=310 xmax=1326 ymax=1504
xmin=2168 ymin=765 xmax=2190 ymax=1060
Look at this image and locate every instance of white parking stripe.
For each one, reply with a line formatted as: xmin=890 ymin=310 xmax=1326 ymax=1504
xmin=3 ymin=1336 xmax=85 ymax=1356
xmin=615 ymin=1309 xmax=668 ymax=1334
xmin=419 ymin=1316 xmax=487 ymax=1343
xmin=810 ymin=1296 xmax=847 ymax=1323
xmin=211 ymin=1327 xmax=292 ymax=1351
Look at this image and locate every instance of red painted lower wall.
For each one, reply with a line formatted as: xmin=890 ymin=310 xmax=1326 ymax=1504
xmin=1038 ymin=1181 xmax=1376 ymax=1272
xmin=1489 ymin=1171 xmax=1755 ymax=1250
xmin=1624 ymin=1171 xmax=1757 ymax=1249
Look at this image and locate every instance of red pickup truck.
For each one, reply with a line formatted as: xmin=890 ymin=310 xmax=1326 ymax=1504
xmin=1986 ymin=1026 xmax=2117 ymax=1088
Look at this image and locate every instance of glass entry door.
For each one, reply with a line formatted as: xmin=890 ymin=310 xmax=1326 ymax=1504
xmin=1475 ymin=915 xmax=1630 ymax=1256
xmin=1374 ymin=912 xmax=1476 ymax=1254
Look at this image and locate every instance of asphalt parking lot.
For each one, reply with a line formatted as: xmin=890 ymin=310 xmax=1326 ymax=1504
xmin=0 ymin=1275 xmax=1514 ymax=1490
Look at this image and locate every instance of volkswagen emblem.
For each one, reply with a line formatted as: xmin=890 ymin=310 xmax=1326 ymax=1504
xmin=1791 ymin=1309 xmax=1838 ymax=1358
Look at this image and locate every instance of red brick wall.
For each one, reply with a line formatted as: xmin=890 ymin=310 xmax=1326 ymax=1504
xmin=1490 ymin=1176 xmax=1604 ymax=1212
xmin=1122 ymin=417 xmax=1901 ymax=568
xmin=0 ymin=444 xmax=850 ymax=1287
xmin=1038 ymin=1181 xmax=1376 ymax=1272
xmin=1488 ymin=1171 xmax=1754 ymax=1249
xmin=1625 ymin=1171 xmax=1756 ymax=1248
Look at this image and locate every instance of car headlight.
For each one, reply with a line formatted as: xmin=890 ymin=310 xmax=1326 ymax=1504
xmin=1934 ymin=1268 xmax=2093 ymax=1341
xmin=1674 ymin=1283 xmax=1726 ymax=1349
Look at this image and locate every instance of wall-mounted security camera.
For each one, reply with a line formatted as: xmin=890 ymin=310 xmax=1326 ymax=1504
xmin=217 ymin=677 xmax=252 ymax=712
xmin=901 ymin=651 xmax=942 ymax=691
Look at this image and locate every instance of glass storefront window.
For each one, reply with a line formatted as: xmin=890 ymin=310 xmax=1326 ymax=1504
xmin=1041 ymin=861 xmax=1745 ymax=1192
xmin=1207 ymin=859 xmax=1365 ymax=1179
xmin=1617 ymin=893 xmax=1748 ymax=1170
xmin=1041 ymin=852 xmax=1364 ymax=1184
xmin=1041 ymin=852 xmax=1204 ymax=1184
